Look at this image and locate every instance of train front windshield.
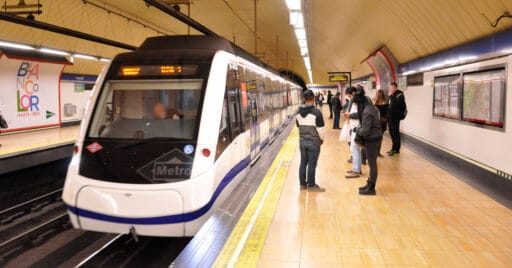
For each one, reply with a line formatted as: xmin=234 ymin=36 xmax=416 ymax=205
xmin=88 ymin=79 xmax=202 ymax=140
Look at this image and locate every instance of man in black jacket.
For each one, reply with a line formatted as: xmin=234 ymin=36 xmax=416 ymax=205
xmin=387 ymin=82 xmax=406 ymax=156
xmin=327 ymin=91 xmax=333 ymax=119
xmin=296 ymin=90 xmax=325 ymax=192
xmin=331 ymin=92 xmax=342 ymax=129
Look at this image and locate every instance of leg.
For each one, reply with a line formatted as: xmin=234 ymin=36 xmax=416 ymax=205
xmin=350 ymin=135 xmax=362 ymax=173
xmin=299 ymin=143 xmax=308 ymax=186
xmin=306 ymin=145 xmax=321 ymax=186
xmin=388 ymin=119 xmax=400 ymax=153
xmin=359 ymin=140 xmax=380 ymax=195
xmin=361 ymin=147 xmax=367 ymax=164
xmin=329 ymin=104 xmax=333 ymax=118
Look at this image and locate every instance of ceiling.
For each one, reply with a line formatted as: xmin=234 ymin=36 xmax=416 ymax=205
xmin=0 ymin=0 xmax=511 ymax=83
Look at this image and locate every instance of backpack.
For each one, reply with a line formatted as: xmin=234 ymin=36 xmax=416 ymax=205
xmin=0 ymin=115 xmax=7 ymax=129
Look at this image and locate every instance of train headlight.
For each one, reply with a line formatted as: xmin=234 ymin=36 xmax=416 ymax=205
xmin=202 ymin=148 xmax=211 ymax=157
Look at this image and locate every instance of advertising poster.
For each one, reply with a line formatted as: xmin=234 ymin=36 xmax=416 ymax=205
xmin=0 ymin=55 xmax=65 ymax=132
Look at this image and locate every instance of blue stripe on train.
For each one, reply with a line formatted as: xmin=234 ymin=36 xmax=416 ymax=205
xmin=66 ymin=156 xmax=251 ymax=225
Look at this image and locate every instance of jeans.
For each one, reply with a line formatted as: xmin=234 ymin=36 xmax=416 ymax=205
xmin=365 ymin=140 xmax=381 ymax=185
xmin=350 ymin=133 xmax=361 ymax=173
xmin=388 ymin=118 xmax=401 ymax=152
xmin=333 ymin=110 xmax=340 ymax=128
xmin=299 ymin=140 xmax=321 ymax=186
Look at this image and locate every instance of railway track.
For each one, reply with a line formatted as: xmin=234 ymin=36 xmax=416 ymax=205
xmin=0 ymin=189 xmax=70 ymax=265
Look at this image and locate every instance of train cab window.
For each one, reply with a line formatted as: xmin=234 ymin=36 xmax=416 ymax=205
xmin=88 ymin=79 xmax=202 ymax=140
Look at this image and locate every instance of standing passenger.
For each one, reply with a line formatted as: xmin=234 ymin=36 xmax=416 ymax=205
xmin=327 ymin=91 xmax=333 ymax=119
xmin=373 ymin=89 xmax=389 ymax=157
xmin=0 ymin=109 xmax=8 ymax=147
xmin=352 ymin=89 xmax=383 ymax=195
xmin=344 ymin=86 xmax=362 ymax=178
xmin=296 ymin=90 xmax=325 ymax=192
xmin=331 ymin=92 xmax=342 ymax=129
xmin=387 ymin=82 xmax=406 ymax=156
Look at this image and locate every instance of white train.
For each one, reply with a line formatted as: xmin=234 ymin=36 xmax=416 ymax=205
xmin=62 ymin=35 xmax=302 ymax=237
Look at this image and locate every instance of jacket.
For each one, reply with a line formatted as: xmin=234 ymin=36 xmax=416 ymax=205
xmin=388 ymin=90 xmax=406 ymax=120
xmin=296 ymin=104 xmax=324 ymax=147
xmin=331 ymin=95 xmax=342 ymax=111
xmin=356 ymin=103 xmax=383 ymax=142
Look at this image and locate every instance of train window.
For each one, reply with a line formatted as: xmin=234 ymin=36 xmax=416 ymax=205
xmin=216 ymin=97 xmax=231 ymax=160
xmin=433 ymin=74 xmax=461 ymax=119
xmin=226 ymin=67 xmax=243 ymax=138
xmin=88 ymin=79 xmax=202 ymax=140
xmin=462 ymin=68 xmax=505 ymax=128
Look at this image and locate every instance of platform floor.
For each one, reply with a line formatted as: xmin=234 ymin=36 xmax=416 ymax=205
xmin=0 ymin=126 xmax=79 ymax=158
xmin=215 ymin=107 xmax=512 ymax=267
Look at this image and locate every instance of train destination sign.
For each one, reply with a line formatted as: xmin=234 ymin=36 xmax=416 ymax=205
xmin=328 ymin=72 xmax=351 ymax=82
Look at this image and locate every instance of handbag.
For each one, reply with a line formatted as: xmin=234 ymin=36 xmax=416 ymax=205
xmin=339 ymin=121 xmax=350 ymax=141
xmin=354 ymin=133 xmax=365 ymax=147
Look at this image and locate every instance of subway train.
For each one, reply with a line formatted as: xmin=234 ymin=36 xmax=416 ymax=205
xmin=62 ymin=35 xmax=303 ymax=237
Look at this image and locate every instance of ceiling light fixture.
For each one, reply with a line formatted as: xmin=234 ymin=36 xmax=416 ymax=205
xmin=285 ymin=0 xmax=313 ymax=83
xmin=73 ymin=53 xmax=97 ymax=60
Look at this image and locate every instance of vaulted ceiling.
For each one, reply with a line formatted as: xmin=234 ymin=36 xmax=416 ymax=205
xmin=0 ymin=0 xmax=511 ymax=83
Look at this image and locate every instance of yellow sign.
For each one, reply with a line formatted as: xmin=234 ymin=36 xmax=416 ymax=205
xmin=328 ymin=73 xmax=350 ymax=82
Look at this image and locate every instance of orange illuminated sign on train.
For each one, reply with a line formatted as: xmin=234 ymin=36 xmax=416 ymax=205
xmin=118 ymin=65 xmax=198 ymax=77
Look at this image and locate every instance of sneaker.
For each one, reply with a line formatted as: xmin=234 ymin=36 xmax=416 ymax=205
xmin=386 ymin=149 xmax=394 ymax=154
xmin=345 ymin=170 xmax=361 ymax=178
xmin=378 ymin=153 xmax=384 ymax=158
xmin=308 ymin=184 xmax=325 ymax=192
xmin=347 ymin=157 xmax=353 ymax=163
xmin=388 ymin=150 xmax=400 ymax=156
xmin=362 ymin=160 xmax=367 ymax=165
xmin=300 ymin=184 xmax=307 ymax=190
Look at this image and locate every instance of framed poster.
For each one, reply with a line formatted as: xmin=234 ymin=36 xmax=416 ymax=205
xmin=0 ymin=55 xmax=65 ymax=132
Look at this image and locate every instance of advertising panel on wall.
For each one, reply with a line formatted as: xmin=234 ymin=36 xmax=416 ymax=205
xmin=0 ymin=54 xmax=66 ymax=133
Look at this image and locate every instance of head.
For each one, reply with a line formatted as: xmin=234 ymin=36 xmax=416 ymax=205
xmin=353 ymin=87 xmax=367 ymax=105
xmin=328 ymin=90 xmax=331 ymax=95
xmin=153 ymin=103 xmax=167 ymax=119
xmin=389 ymin=82 xmax=398 ymax=94
xmin=303 ymin=90 xmax=315 ymax=105
xmin=345 ymin=86 xmax=357 ymax=99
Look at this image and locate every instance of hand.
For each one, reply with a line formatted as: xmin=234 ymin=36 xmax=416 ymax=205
xmin=352 ymin=127 xmax=358 ymax=133
xmin=343 ymin=112 xmax=349 ymax=118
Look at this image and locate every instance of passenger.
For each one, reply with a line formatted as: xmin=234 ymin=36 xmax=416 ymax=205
xmin=318 ymin=92 xmax=324 ymax=107
xmin=373 ymin=89 xmax=389 ymax=157
xmin=153 ymin=103 xmax=184 ymax=119
xmin=327 ymin=90 xmax=333 ymax=119
xmin=331 ymin=92 xmax=342 ymax=129
xmin=357 ymin=85 xmax=368 ymax=166
xmin=0 ymin=109 xmax=8 ymax=147
xmin=352 ymin=88 xmax=383 ymax=195
xmin=296 ymin=90 xmax=325 ymax=192
xmin=343 ymin=86 xmax=362 ymax=178
xmin=387 ymin=82 xmax=406 ymax=156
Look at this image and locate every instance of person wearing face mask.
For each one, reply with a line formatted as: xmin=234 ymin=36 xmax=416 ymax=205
xmin=352 ymin=88 xmax=383 ymax=195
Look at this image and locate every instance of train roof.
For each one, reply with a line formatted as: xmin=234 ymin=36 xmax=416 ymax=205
xmin=132 ymin=35 xmax=288 ymax=82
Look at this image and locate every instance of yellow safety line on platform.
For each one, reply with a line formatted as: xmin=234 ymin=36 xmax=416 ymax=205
xmin=0 ymin=138 xmax=76 ymax=157
xmin=213 ymin=128 xmax=298 ymax=268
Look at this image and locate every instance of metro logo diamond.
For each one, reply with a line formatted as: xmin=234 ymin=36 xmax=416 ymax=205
xmin=86 ymin=142 xmax=103 ymax=153
xmin=137 ymin=149 xmax=193 ymax=183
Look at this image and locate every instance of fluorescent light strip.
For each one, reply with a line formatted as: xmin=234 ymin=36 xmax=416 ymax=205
xmin=285 ymin=0 xmax=301 ymax=10
xmin=73 ymin=53 xmax=97 ymax=60
xmin=40 ymin=48 xmax=70 ymax=56
xmin=0 ymin=41 xmax=35 ymax=50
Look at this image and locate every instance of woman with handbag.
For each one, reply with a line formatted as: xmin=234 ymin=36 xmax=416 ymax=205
xmin=372 ymin=89 xmax=389 ymax=157
xmin=352 ymin=88 xmax=383 ymax=195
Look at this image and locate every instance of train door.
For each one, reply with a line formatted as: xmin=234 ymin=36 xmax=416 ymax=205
xmin=245 ymin=69 xmax=260 ymax=162
xmin=226 ymin=65 xmax=244 ymax=164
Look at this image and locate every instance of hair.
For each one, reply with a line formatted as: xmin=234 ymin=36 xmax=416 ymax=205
xmin=373 ymin=89 xmax=387 ymax=105
xmin=390 ymin=82 xmax=398 ymax=87
xmin=303 ymin=90 xmax=315 ymax=101
xmin=345 ymin=86 xmax=357 ymax=95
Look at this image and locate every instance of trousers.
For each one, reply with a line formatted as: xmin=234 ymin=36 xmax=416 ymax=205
xmin=365 ymin=140 xmax=381 ymax=185
xmin=388 ymin=118 xmax=401 ymax=152
xmin=299 ymin=140 xmax=321 ymax=186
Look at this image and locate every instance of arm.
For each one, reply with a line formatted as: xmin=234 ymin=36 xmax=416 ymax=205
xmin=356 ymin=111 xmax=372 ymax=137
xmin=315 ymin=110 xmax=325 ymax=141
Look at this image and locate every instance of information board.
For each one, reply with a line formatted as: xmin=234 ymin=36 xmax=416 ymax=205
xmin=328 ymin=72 xmax=351 ymax=83
xmin=0 ymin=55 xmax=65 ymax=132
